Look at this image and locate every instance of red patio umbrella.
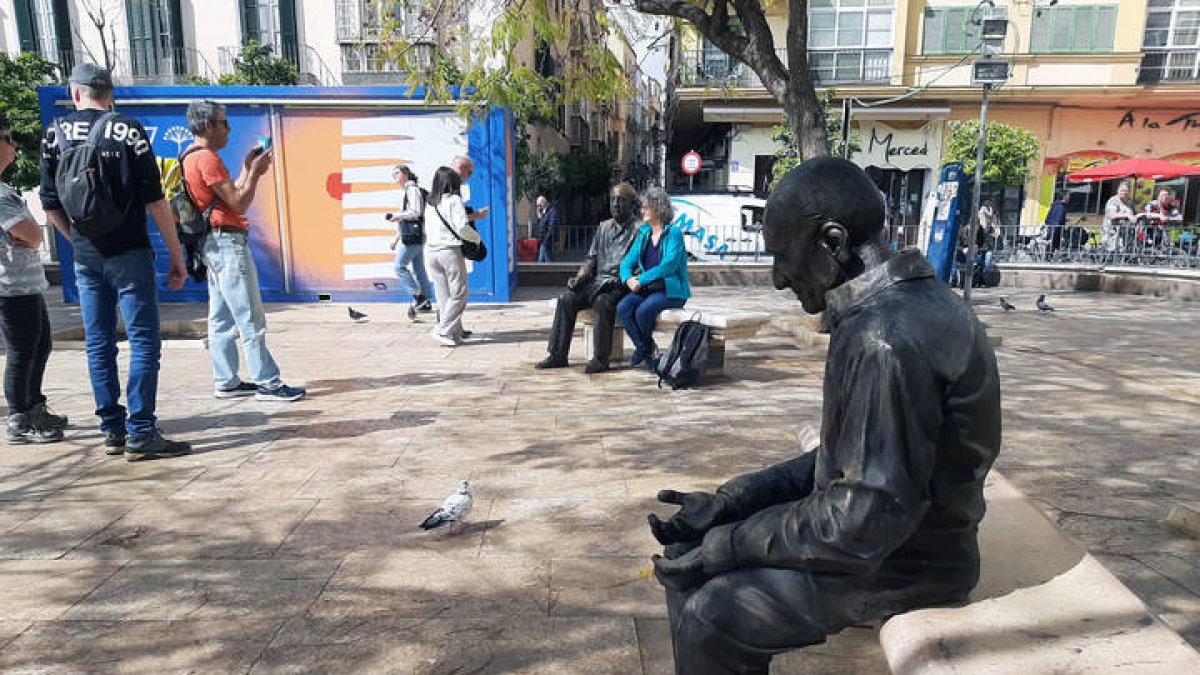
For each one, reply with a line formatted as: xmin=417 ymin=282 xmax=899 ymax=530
xmin=1066 ymin=157 xmax=1200 ymax=183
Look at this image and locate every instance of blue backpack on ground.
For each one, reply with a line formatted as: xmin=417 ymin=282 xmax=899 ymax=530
xmin=655 ymin=317 xmax=711 ymax=390
xmin=52 ymin=112 xmax=126 ymax=240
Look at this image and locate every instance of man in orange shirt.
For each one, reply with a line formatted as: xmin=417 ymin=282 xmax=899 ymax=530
xmin=182 ymin=100 xmax=304 ymax=402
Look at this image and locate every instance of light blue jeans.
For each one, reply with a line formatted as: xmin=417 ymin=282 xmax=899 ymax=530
xmin=393 ymin=242 xmax=433 ymax=299
xmin=201 ymin=230 xmax=281 ymax=390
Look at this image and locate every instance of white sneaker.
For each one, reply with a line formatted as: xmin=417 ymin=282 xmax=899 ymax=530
xmin=431 ymin=331 xmax=461 ymax=347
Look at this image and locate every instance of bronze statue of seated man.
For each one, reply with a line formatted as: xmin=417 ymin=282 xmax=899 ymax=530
xmin=536 ymin=182 xmax=640 ymax=374
xmin=648 ymin=157 xmax=1002 ymax=675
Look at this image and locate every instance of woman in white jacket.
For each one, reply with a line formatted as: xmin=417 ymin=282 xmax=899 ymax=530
xmin=424 ymin=166 xmax=482 ymax=347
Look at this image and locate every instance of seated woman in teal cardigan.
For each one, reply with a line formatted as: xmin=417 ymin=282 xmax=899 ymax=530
xmin=618 ymin=187 xmax=691 ymax=369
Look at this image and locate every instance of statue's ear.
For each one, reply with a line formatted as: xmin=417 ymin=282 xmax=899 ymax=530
xmin=816 ymin=219 xmax=854 ymax=264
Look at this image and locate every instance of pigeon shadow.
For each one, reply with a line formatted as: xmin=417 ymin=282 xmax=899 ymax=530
xmin=453 ymin=519 xmax=506 ymax=535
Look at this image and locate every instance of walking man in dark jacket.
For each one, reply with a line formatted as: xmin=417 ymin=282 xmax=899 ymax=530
xmin=535 ymin=183 xmax=638 ymax=373
xmin=535 ymin=195 xmax=560 ymax=262
xmin=647 ymin=157 xmax=1001 ymax=674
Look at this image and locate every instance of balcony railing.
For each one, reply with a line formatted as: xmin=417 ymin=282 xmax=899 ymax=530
xmin=679 ymin=48 xmax=891 ymax=88
xmin=51 ymin=48 xmax=218 ymax=84
xmin=1139 ymin=48 xmax=1200 ymax=84
xmin=218 ymin=44 xmax=338 ymax=86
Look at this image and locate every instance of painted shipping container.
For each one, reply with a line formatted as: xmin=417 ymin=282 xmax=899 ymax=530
xmin=38 ymin=85 xmax=518 ymax=303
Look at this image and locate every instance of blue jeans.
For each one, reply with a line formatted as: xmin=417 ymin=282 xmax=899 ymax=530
xmin=617 ymin=291 xmax=686 ymax=356
xmin=201 ymin=230 xmax=281 ymax=389
xmin=393 ymin=242 xmax=433 ymax=299
xmin=72 ymin=241 xmax=160 ymax=437
xmin=538 ymin=239 xmax=553 ymax=262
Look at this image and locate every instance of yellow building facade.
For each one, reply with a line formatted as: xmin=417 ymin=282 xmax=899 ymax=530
xmin=673 ymin=0 xmax=1200 ymax=235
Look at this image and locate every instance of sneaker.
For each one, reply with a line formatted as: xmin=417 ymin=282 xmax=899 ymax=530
xmin=431 ymin=332 xmax=461 ymax=347
xmin=255 ymin=383 xmax=307 ymax=402
xmin=629 ymin=350 xmax=647 ymax=368
xmin=29 ymin=402 xmax=68 ymax=430
xmin=214 ymin=382 xmax=258 ymax=399
xmin=406 ymin=304 xmax=418 ymax=321
xmin=104 ymin=431 xmax=126 ymax=456
xmin=125 ymin=430 xmax=191 ymax=462
xmin=535 ymin=355 xmax=568 ymax=369
xmin=6 ymin=413 xmax=63 ymax=444
xmin=415 ymin=298 xmax=433 ymax=312
xmin=584 ymin=359 xmax=610 ymax=374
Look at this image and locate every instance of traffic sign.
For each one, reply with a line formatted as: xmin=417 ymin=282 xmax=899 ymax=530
xmin=681 ymin=151 xmax=702 ymax=175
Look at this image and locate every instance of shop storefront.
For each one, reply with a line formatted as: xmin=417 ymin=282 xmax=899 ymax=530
xmin=850 ymin=120 xmax=945 ymax=249
xmin=1037 ymin=106 xmax=1200 ymax=226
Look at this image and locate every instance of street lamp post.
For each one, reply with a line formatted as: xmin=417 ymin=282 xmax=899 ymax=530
xmin=962 ymin=15 xmax=1009 ymax=304
xmin=961 ymin=84 xmax=990 ymax=304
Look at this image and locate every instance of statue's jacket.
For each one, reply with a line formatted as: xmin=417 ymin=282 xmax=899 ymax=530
xmin=701 ymin=250 xmax=1002 ymax=603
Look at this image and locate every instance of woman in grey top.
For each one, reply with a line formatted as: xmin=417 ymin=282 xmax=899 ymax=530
xmin=0 ymin=114 xmax=65 ymax=443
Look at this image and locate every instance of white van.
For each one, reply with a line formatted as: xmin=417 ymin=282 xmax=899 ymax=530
xmin=669 ymin=192 xmax=768 ymax=262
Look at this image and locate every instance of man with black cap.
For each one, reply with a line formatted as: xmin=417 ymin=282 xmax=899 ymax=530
xmin=646 ymin=157 xmax=1001 ymax=674
xmin=39 ymin=63 xmax=191 ymax=461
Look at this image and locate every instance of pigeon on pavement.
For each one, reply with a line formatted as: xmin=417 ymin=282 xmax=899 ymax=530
xmin=1000 ymin=297 xmax=1016 ymax=312
xmin=348 ymin=306 xmax=368 ymax=322
xmin=1036 ymin=294 xmax=1055 ymax=312
xmin=420 ymin=480 xmax=473 ymax=530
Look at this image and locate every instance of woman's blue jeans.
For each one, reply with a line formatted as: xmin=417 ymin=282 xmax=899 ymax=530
xmin=617 ymin=291 xmax=686 ymax=356
xmin=393 ymin=242 xmax=433 ymax=299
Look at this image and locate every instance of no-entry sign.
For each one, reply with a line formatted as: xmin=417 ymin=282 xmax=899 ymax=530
xmin=681 ymin=151 xmax=702 ymax=175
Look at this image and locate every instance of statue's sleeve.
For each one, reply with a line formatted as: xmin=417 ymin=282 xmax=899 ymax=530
xmin=700 ymin=338 xmax=942 ymax=577
xmin=715 ymin=452 xmax=817 ymax=520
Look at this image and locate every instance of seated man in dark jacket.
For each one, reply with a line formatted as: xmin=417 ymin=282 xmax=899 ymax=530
xmin=648 ymin=157 xmax=1001 ymax=675
xmin=535 ymin=183 xmax=639 ymax=373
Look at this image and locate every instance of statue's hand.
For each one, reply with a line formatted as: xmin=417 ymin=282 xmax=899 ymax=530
xmin=652 ymin=547 xmax=709 ymax=592
xmin=648 ymin=489 xmax=736 ymax=545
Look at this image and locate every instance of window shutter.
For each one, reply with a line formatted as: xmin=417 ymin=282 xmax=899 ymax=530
xmin=13 ymin=0 xmax=36 ymax=53
xmin=279 ymin=0 xmax=299 ymax=64
xmin=241 ymin=0 xmax=261 ymax=43
xmin=52 ymin=0 xmax=73 ymax=59
xmin=1095 ymin=6 xmax=1116 ymax=51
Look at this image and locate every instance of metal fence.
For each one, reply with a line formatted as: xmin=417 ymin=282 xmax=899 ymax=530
xmin=988 ymin=220 xmax=1200 ymax=269
xmin=536 ymin=221 xmax=771 ymax=264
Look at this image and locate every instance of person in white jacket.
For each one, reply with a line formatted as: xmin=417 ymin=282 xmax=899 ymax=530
xmin=423 ymin=166 xmax=482 ymax=347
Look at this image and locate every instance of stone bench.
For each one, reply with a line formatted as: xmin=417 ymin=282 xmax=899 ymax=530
xmin=879 ymin=472 xmax=1200 ymax=674
xmin=550 ymin=300 xmax=771 ymax=374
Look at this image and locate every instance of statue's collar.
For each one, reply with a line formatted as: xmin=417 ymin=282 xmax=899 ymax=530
xmin=825 ymin=249 xmax=935 ymax=326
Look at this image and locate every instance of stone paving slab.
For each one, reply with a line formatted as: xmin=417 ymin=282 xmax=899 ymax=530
xmin=0 ymin=285 xmax=1194 ymax=671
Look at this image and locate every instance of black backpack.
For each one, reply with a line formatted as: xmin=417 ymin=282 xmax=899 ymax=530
xmin=656 ymin=317 xmax=711 ymax=390
xmin=52 ymin=112 xmax=127 ymax=240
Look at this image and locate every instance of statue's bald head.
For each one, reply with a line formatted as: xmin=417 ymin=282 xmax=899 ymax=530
xmin=765 ymin=157 xmax=884 ymax=248
xmin=764 ymin=157 xmax=886 ymax=313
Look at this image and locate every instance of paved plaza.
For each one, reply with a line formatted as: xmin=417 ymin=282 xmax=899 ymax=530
xmin=0 ymin=284 xmax=1196 ymax=673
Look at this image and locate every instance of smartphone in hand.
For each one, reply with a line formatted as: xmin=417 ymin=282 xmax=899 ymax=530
xmin=254 ymin=136 xmax=272 ymax=156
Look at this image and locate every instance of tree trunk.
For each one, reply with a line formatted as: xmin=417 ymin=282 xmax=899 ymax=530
xmin=786 ymin=86 xmax=831 ymax=161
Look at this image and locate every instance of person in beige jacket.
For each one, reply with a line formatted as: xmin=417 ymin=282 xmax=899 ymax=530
xmin=423 ymin=166 xmax=482 ymax=347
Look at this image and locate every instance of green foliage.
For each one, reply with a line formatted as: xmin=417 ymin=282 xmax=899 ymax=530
xmin=946 ymin=120 xmax=1042 ymax=187
xmin=561 ymin=152 xmax=612 ymax=197
xmin=518 ymin=147 xmax=612 ymax=202
xmin=0 ymin=53 xmax=59 ymax=190
xmin=378 ymin=1 xmax=630 ymax=124
xmin=219 ymin=41 xmax=298 ymax=85
xmin=770 ymin=90 xmax=857 ymax=190
xmin=519 ymin=148 xmax=565 ymax=202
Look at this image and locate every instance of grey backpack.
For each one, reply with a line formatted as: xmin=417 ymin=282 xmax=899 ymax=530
xmin=52 ymin=112 xmax=126 ymax=240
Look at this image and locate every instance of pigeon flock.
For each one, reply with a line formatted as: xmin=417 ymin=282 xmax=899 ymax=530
xmin=997 ymin=294 xmax=1057 ymax=313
